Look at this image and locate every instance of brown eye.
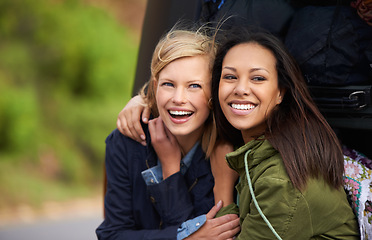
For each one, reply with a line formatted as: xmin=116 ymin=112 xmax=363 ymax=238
xmin=223 ymin=74 xmax=236 ymax=80
xmin=252 ymin=76 xmax=266 ymax=81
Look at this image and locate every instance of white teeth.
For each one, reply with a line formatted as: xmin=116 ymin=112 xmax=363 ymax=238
xmin=231 ymin=103 xmax=255 ymax=110
xmin=169 ymin=110 xmax=192 ymax=116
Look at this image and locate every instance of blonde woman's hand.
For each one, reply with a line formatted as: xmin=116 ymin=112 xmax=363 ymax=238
xmin=185 ymin=201 xmax=240 ymax=240
xmin=116 ymin=95 xmax=151 ymax=146
xmin=148 ymin=117 xmax=181 ymax=179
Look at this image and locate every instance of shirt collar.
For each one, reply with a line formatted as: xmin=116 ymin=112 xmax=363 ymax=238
xmin=156 ymin=141 xmax=200 ymax=175
xmin=182 ymin=142 xmax=200 ymax=169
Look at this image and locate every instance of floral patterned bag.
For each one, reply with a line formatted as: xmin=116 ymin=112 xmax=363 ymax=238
xmin=343 ymin=146 xmax=372 ymax=239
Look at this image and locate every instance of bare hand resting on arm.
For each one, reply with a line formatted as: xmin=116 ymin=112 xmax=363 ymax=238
xmin=185 ymin=200 xmax=240 ymax=240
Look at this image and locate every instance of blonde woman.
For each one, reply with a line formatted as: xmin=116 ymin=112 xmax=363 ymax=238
xmin=96 ymin=26 xmax=240 ymax=240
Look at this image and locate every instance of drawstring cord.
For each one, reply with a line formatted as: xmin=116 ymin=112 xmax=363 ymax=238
xmin=244 ymin=150 xmax=283 ymax=240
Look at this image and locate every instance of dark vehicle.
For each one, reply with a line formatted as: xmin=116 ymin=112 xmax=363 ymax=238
xmin=133 ymin=0 xmax=372 ymax=160
xmin=130 ymin=1 xmax=372 ymax=237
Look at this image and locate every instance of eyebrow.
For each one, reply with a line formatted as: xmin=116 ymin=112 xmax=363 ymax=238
xmin=223 ymin=66 xmax=270 ymax=74
xmin=158 ymin=78 xmax=207 ymax=85
xmin=222 ymin=66 xmax=236 ymax=72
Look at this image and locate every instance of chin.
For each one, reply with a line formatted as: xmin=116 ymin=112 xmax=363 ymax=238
xmin=165 ymin=124 xmax=187 ymax=133
xmin=170 ymin=129 xmax=192 ymax=137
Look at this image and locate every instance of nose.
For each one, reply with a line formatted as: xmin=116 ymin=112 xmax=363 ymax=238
xmin=172 ymin=87 xmax=187 ymax=104
xmin=233 ymin=79 xmax=250 ymax=96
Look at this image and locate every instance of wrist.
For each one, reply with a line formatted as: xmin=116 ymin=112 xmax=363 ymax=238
xmin=213 ymin=191 xmax=234 ymax=206
xmin=213 ymin=182 xmax=235 ymax=206
xmin=162 ymin=165 xmax=180 ymax=179
xmin=214 ymin=179 xmax=236 ymax=189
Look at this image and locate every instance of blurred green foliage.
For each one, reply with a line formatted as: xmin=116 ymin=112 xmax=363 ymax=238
xmin=0 ymin=0 xmax=138 ymax=208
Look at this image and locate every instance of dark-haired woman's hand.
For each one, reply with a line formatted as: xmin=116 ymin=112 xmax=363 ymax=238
xmin=116 ymin=94 xmax=151 ymax=146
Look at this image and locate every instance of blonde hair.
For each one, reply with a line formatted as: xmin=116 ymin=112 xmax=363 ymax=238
xmin=140 ymin=25 xmax=217 ymax=156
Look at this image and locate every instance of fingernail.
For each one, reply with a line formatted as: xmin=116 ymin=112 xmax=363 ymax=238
xmin=143 ymin=118 xmax=148 ymax=122
xmin=217 ymin=200 xmax=222 ymax=208
xmin=140 ymin=135 xmax=146 ymax=140
xmin=141 ymin=141 xmax=147 ymax=146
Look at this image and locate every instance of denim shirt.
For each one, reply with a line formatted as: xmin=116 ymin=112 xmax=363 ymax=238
xmin=141 ymin=143 xmax=207 ymax=240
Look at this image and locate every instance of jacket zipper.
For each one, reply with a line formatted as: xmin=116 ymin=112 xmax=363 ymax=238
xmin=188 ymin=178 xmax=198 ymax=192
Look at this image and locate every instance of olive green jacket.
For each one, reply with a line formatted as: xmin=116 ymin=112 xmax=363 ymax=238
xmin=217 ymin=138 xmax=359 ymax=239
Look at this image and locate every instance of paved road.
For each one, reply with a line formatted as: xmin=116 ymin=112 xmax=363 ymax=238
xmin=0 ymin=215 xmax=103 ymax=240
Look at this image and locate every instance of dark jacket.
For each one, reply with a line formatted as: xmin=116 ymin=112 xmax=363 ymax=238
xmin=96 ymin=128 xmax=214 ymax=240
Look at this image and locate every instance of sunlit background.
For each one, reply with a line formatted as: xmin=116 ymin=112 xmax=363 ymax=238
xmin=0 ymin=0 xmax=145 ymax=238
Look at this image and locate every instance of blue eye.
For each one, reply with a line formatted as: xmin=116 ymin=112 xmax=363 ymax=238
xmin=190 ymin=83 xmax=201 ymax=88
xmin=161 ymin=82 xmax=174 ymax=87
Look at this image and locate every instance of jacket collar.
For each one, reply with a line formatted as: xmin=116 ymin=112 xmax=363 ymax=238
xmin=186 ymin=143 xmax=211 ymax=180
xmin=143 ymin=122 xmax=158 ymax=168
xmin=226 ymin=136 xmax=278 ymax=175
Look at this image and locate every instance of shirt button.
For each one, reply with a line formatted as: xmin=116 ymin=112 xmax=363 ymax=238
xmin=196 ymin=222 xmax=200 ymax=227
xmin=150 ymin=179 xmax=154 ymax=183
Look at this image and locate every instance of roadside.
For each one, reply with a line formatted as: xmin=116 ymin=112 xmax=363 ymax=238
xmin=0 ymin=196 xmax=103 ymax=227
xmin=0 ymin=0 xmax=145 ymax=230
xmin=0 ymin=0 xmax=144 ymax=234
xmin=0 ymin=198 xmax=103 ymax=240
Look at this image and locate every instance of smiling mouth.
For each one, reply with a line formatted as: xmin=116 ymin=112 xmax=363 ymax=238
xmin=169 ymin=110 xmax=193 ymax=119
xmin=230 ymin=103 xmax=255 ymax=110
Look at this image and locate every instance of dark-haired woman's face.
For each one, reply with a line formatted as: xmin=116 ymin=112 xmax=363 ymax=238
xmin=218 ymin=43 xmax=283 ymax=143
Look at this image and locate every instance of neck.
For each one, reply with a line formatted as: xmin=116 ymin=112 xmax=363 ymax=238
xmin=242 ymin=124 xmax=267 ymax=144
xmin=242 ymin=134 xmax=253 ymax=144
xmin=176 ymin=133 xmax=201 ymax=156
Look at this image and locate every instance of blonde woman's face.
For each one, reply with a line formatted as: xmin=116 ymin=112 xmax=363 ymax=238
xmin=156 ymin=55 xmax=211 ymax=139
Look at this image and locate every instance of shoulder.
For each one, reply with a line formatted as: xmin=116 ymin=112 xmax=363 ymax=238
xmin=302 ymin=178 xmax=354 ymax=215
xmin=106 ymin=128 xmax=138 ymax=144
xmin=105 ymin=128 xmax=151 ymax=166
xmin=248 ymin=152 xmax=299 ymax=208
xmin=105 ymin=127 xmax=149 ymax=149
xmin=252 ymin=154 xmax=301 ymax=211
xmin=254 ymin=150 xmax=288 ymax=183
xmin=289 ymin=178 xmax=358 ymax=237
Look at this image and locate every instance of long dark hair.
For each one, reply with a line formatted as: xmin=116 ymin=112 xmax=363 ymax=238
xmin=212 ymin=28 xmax=344 ymax=190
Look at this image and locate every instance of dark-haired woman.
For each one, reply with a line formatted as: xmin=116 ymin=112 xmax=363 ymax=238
xmin=211 ymin=28 xmax=359 ymax=239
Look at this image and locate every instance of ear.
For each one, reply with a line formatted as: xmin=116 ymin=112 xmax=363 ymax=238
xmin=277 ymin=89 xmax=286 ymax=104
xmin=208 ymin=98 xmax=213 ymax=109
xmin=152 ymin=77 xmax=159 ymax=95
